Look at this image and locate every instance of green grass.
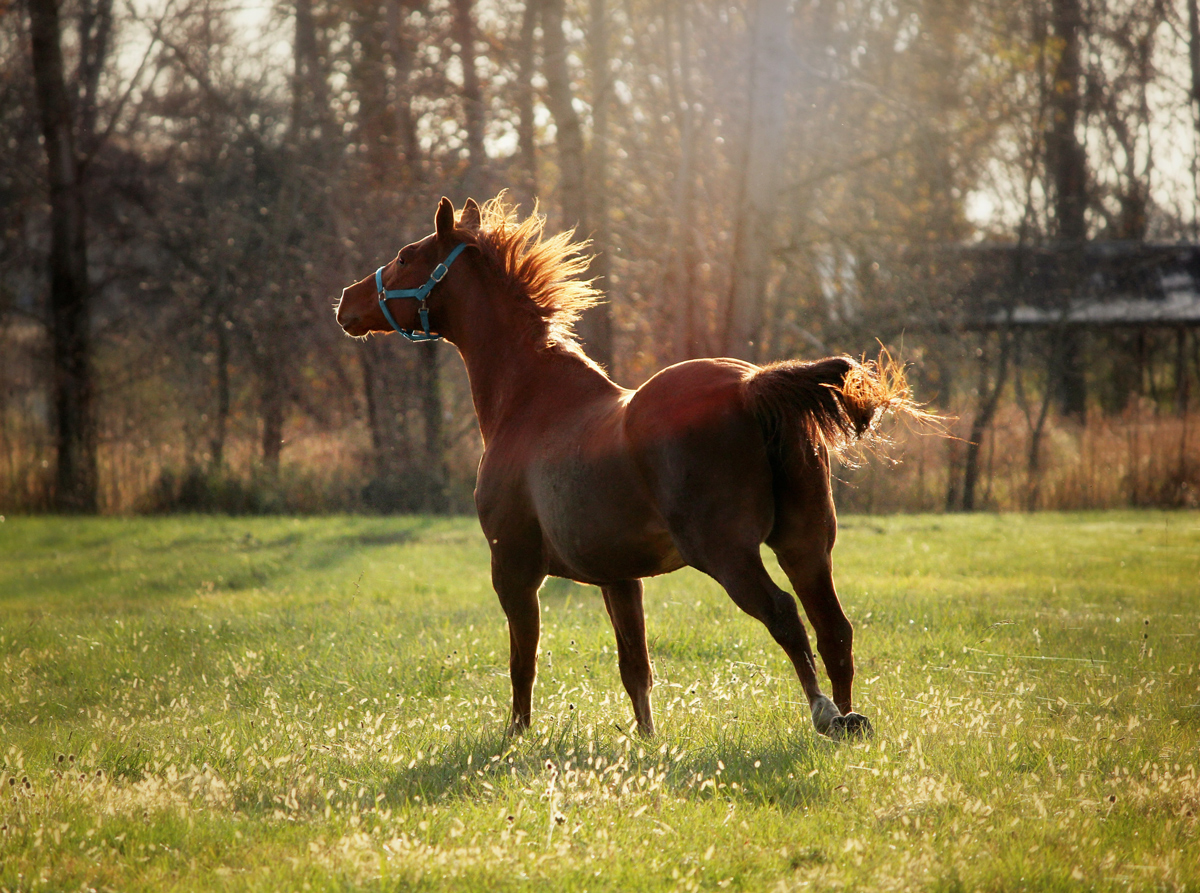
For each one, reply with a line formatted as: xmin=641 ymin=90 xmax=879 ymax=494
xmin=1 ymin=511 xmax=1198 ymax=891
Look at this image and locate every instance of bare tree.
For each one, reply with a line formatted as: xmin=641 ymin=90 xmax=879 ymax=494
xmin=542 ymin=0 xmax=586 ymax=230
xmin=663 ymin=0 xmax=701 ymax=361
xmin=1046 ymin=0 xmax=1088 ymax=419
xmin=584 ymin=0 xmax=613 ymax=370
xmin=541 ymin=0 xmax=614 ymax=368
xmin=452 ymin=0 xmax=487 ymax=197
xmin=27 ymin=0 xmax=100 ymax=510
xmin=513 ymin=0 xmax=540 ymax=209
xmin=723 ymin=0 xmax=791 ymax=361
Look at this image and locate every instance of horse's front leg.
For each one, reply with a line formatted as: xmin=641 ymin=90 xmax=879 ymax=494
xmin=492 ymin=553 xmax=545 ymax=734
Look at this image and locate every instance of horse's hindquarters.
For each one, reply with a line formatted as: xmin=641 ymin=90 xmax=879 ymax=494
xmin=624 ymin=359 xmax=777 ymax=570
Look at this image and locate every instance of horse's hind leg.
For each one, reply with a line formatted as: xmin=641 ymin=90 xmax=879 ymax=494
xmin=601 ymin=580 xmax=654 ymax=737
xmin=772 ymin=548 xmax=871 ymax=737
xmin=705 ymin=551 xmax=850 ymax=737
xmin=767 ymin=454 xmax=872 ymax=737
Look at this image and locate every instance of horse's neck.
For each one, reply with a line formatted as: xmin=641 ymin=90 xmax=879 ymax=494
xmin=456 ymin=328 xmax=616 ymax=446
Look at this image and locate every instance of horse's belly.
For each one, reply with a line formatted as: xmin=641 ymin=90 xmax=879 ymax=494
xmin=543 ymin=538 xmax=683 ymax=585
xmin=531 ymin=455 xmax=683 ymax=584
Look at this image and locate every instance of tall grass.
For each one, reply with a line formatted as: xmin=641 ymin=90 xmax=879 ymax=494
xmin=837 ymin=401 xmax=1200 ymax=512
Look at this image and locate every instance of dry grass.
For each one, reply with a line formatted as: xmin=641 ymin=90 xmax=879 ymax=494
xmin=837 ymin=402 xmax=1200 ymax=513
xmin=4 ymin=401 xmax=1197 ymax=515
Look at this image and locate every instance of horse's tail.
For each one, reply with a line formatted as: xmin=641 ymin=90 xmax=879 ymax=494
xmin=742 ymin=354 xmax=916 ymax=461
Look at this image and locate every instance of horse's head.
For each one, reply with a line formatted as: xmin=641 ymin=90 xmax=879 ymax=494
xmin=335 ymin=196 xmax=481 ymax=340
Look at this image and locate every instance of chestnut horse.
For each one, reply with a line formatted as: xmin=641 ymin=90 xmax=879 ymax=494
xmin=336 ymin=196 xmax=914 ymax=740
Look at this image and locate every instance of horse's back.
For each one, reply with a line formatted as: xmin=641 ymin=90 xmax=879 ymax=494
xmin=625 ymin=358 xmax=761 ymax=434
xmin=625 ymin=359 xmax=777 ymax=567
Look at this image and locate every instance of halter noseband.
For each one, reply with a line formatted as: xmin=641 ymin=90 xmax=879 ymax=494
xmin=374 ymin=242 xmax=469 ymax=342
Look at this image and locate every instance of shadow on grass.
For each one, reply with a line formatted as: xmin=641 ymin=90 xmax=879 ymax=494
xmin=363 ymin=720 xmax=841 ymax=814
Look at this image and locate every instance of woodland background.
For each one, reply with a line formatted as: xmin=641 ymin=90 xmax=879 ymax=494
xmin=2 ymin=0 xmax=1199 ymax=515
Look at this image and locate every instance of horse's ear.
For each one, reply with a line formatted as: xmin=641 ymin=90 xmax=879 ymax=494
xmin=435 ymin=197 xmax=456 ymax=239
xmin=460 ymin=197 xmax=481 ymax=231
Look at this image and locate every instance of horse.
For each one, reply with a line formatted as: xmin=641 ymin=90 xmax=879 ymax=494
xmin=335 ymin=195 xmax=917 ymax=740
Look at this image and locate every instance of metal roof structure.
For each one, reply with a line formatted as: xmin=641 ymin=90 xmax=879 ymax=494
xmin=955 ymin=242 xmax=1200 ymax=328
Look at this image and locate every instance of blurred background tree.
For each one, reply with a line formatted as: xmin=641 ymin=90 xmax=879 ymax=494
xmin=2 ymin=0 xmax=1198 ymax=514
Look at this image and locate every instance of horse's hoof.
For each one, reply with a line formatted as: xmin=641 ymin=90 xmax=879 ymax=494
xmin=828 ymin=712 xmax=874 ymax=741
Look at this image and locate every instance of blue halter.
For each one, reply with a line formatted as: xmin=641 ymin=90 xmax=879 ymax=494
xmin=374 ymin=242 xmax=469 ymax=342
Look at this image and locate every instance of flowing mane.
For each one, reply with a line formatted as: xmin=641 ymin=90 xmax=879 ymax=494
xmin=458 ymin=196 xmax=603 ymax=349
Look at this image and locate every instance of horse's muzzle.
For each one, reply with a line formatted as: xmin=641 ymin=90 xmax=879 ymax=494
xmin=336 ymin=286 xmax=369 ymax=336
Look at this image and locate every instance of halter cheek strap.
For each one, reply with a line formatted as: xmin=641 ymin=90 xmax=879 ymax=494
xmin=374 ymin=242 xmax=469 ymax=342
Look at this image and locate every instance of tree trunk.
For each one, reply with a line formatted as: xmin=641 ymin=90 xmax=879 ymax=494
xmin=351 ymin=0 xmax=396 ymax=182
xmin=1023 ymin=345 xmax=1055 ymax=511
xmin=452 ymin=0 xmax=486 ymax=198
xmin=667 ymin=0 xmax=700 ymax=360
xmin=723 ymin=0 xmax=791 ymax=361
xmin=259 ymin=356 xmax=285 ymax=474
xmin=1055 ymin=323 xmax=1086 ymax=421
xmin=360 ymin=348 xmax=384 ymax=462
xmin=292 ymin=0 xmax=329 ymax=141
xmin=386 ymin=0 xmax=422 ymax=175
xmin=542 ymin=0 xmax=587 ymax=233
xmin=28 ymin=0 xmax=98 ymax=512
xmin=210 ymin=309 xmax=230 ymax=469
xmin=542 ymin=0 xmax=611 ymax=366
xmin=915 ymin=0 xmax=964 ymax=243
xmin=514 ymin=0 xmax=540 ymax=209
xmin=944 ymin=437 xmax=961 ymax=511
xmin=1048 ymin=0 xmax=1086 ymax=244
xmin=583 ymin=0 xmax=613 ymax=370
xmin=1190 ymin=0 xmax=1200 ymax=110
xmin=961 ymin=331 xmax=1012 ymax=511
xmin=418 ymin=341 xmax=450 ymax=512
xmin=1177 ymin=327 xmax=1190 ymax=417
xmin=1047 ymin=0 xmax=1088 ymax=419
xmin=77 ymin=0 xmax=113 ymax=162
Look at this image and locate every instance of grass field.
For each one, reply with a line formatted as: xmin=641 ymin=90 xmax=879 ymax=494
xmin=1 ymin=511 xmax=1198 ymax=891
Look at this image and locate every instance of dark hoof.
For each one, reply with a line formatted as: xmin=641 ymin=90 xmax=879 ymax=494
xmin=828 ymin=712 xmax=874 ymax=741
